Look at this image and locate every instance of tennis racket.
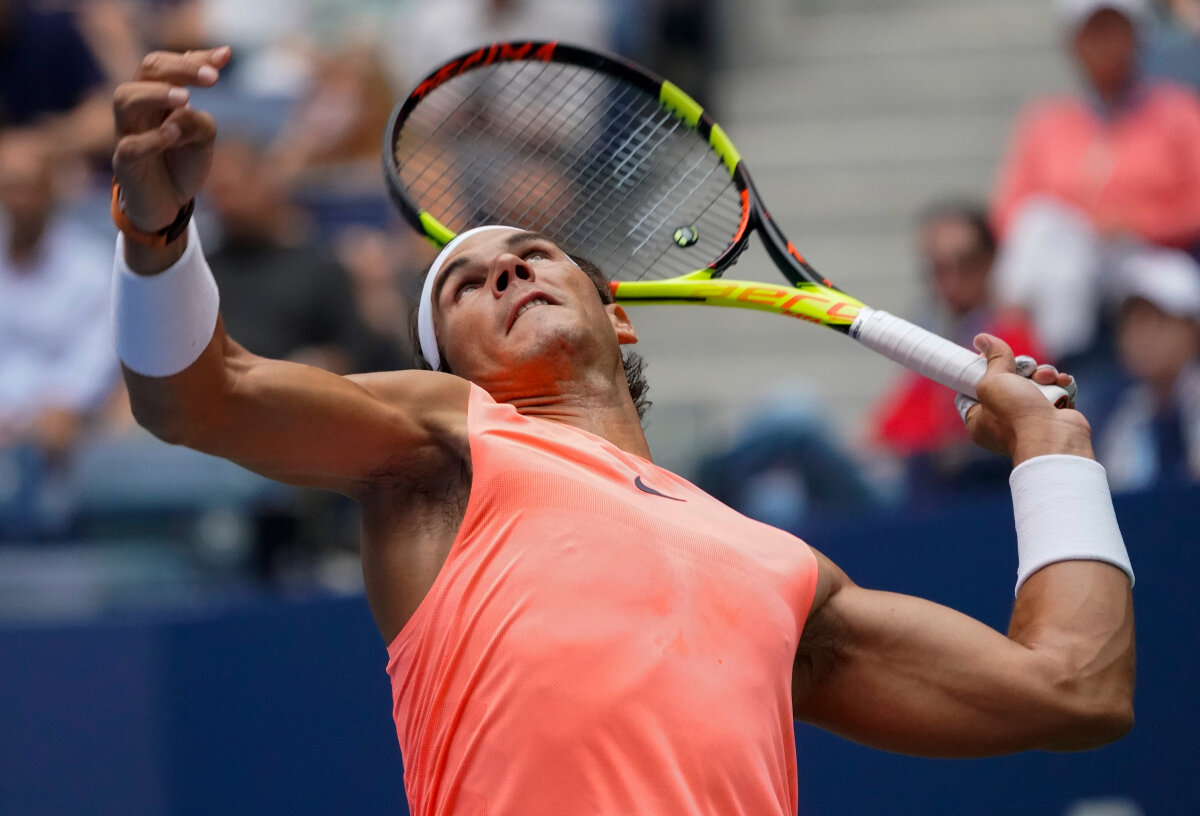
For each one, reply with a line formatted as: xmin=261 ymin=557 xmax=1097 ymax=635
xmin=383 ymin=41 xmax=1069 ymax=407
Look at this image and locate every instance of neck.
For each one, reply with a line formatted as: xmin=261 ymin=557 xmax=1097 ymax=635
xmin=488 ymin=372 xmax=652 ymax=461
xmin=1148 ymin=373 xmax=1182 ymax=407
xmin=1091 ymin=73 xmax=1139 ymax=114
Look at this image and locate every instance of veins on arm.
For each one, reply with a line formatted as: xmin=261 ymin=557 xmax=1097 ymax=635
xmin=789 ymin=550 xmax=1134 ymax=757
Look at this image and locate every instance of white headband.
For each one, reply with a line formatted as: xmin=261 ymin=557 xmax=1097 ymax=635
xmin=417 ymin=225 xmax=519 ymax=371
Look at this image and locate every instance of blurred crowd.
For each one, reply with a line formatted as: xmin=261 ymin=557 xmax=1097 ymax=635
xmin=1 ymin=0 xmax=1198 ymax=598
xmin=704 ymin=0 xmax=1200 ymax=530
xmin=0 ymin=0 xmax=719 ymax=597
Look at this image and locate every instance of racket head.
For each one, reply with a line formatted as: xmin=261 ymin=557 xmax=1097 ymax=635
xmin=383 ymin=40 xmax=754 ymax=285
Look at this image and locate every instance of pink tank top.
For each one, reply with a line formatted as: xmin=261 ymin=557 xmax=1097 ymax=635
xmin=387 ymin=385 xmax=819 ymax=815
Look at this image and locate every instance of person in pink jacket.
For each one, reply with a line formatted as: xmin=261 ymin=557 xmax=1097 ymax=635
xmin=991 ymin=0 xmax=1200 ymax=364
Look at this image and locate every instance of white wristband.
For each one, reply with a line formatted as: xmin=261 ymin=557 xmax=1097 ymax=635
xmin=1010 ymin=454 xmax=1133 ymax=595
xmin=113 ymin=220 xmax=219 ymax=377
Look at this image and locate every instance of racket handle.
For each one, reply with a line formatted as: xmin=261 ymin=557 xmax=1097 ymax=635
xmin=849 ymin=307 xmax=1071 ymax=407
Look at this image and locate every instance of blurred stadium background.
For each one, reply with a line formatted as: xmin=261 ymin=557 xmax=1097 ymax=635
xmin=2 ymin=0 xmax=1197 ymax=814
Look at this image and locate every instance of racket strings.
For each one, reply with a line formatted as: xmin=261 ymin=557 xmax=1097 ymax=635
xmin=493 ymin=70 xmax=627 ymax=230
xmin=402 ymin=61 xmax=575 ymax=218
xmin=610 ymin=121 xmax=727 ymax=258
xmin=404 ymin=61 xmax=603 ymax=222
xmin=550 ymin=91 xmax=686 ymax=259
xmin=392 ymin=59 xmax=745 ymax=281
xmin=398 ymin=64 xmax=542 ymax=214
xmin=401 ymin=65 xmax=689 ymax=260
xmin=453 ymin=66 xmax=636 ymax=232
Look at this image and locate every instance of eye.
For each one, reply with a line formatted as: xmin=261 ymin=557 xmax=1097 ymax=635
xmin=453 ymin=277 xmax=483 ymax=300
xmin=523 ymin=248 xmax=552 ymax=261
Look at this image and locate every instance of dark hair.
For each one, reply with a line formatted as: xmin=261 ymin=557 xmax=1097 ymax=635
xmin=917 ymin=198 xmax=997 ymax=258
xmin=407 ymin=253 xmax=652 ymax=421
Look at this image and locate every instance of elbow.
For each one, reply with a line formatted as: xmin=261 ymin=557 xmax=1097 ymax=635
xmin=1099 ymin=701 xmax=1136 ymax=745
xmin=1093 ymin=692 xmax=1136 ymax=745
xmin=123 ymin=340 xmax=241 ymax=448
xmin=128 ymin=395 xmax=193 ymax=446
xmin=1043 ymin=680 xmax=1135 ymax=751
xmin=127 ymin=388 xmax=220 ymax=449
xmin=1050 ymin=701 xmax=1134 ymax=751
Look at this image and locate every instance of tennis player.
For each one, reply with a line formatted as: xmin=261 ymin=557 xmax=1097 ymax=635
xmin=112 ymin=48 xmax=1135 ymax=816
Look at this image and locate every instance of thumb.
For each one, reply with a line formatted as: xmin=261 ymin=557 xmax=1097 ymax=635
xmin=973 ymin=332 xmax=1016 ymax=375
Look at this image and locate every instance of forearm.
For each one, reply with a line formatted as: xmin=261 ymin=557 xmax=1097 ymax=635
xmin=796 ymin=588 xmax=1130 ymax=757
xmin=1002 ymin=453 xmax=1135 ymax=746
xmin=114 ymin=227 xmax=463 ymax=492
xmin=1007 ymin=561 xmax=1135 ymax=748
xmin=121 ymin=323 xmax=231 ymax=446
xmin=796 ymin=460 xmax=1134 ymax=756
xmin=796 ymin=336 xmax=1136 ymax=755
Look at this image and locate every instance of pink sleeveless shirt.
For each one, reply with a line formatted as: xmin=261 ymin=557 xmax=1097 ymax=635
xmin=386 ymin=385 xmax=819 ymax=815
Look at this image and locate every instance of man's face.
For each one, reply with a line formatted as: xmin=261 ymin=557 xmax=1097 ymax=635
xmin=205 ymin=141 xmax=282 ymax=242
xmin=431 ymin=229 xmax=636 ymax=390
xmin=1072 ymin=9 xmax=1138 ymax=98
xmin=0 ymin=135 xmax=55 ymax=234
xmin=920 ymin=216 xmax=992 ymax=319
xmin=1116 ymin=297 xmax=1200 ymax=389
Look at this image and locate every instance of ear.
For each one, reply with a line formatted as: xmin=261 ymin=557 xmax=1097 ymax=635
xmin=607 ymin=303 xmax=638 ymax=345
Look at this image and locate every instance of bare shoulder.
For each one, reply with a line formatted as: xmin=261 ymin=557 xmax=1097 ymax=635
xmin=345 ymin=369 xmax=475 ymax=471
xmin=348 ymin=368 xmax=473 ymax=412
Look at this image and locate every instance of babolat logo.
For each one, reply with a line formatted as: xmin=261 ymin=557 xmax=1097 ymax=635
xmin=688 ymin=282 xmax=861 ymax=323
xmin=411 ymin=42 xmax=558 ymax=100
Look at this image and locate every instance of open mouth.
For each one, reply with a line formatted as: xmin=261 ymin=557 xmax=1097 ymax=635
xmin=516 ymin=297 xmax=550 ymax=318
xmin=508 ymin=293 xmax=556 ymax=330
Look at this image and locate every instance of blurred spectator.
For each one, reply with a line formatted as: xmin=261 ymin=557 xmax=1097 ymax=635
xmin=1095 ymin=254 xmax=1200 ymax=490
xmin=334 ymin=224 xmax=427 ymax=365
xmin=264 ymin=38 xmax=411 ymax=329
xmin=74 ymin=0 xmax=145 ymax=87
xmin=202 ymin=135 xmax=404 ymax=373
xmin=269 ymin=40 xmax=397 ymax=190
xmin=143 ymin=0 xmax=206 ymax=52
xmin=152 ymin=0 xmax=314 ymax=96
xmin=990 ymin=0 xmax=1200 ymax=366
xmin=0 ymin=131 xmax=117 ymax=537
xmin=0 ymin=0 xmax=114 ymax=159
xmin=1145 ymin=0 xmax=1200 ymax=91
xmin=699 ymin=386 xmax=886 ymax=533
xmin=0 ymin=132 xmax=117 ymax=459
xmin=869 ymin=200 xmax=1047 ymax=502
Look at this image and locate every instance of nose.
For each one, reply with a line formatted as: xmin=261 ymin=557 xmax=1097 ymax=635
xmin=491 ymin=252 xmax=534 ymax=296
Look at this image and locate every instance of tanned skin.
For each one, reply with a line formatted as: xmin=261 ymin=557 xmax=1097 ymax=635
xmin=114 ymin=47 xmax=1133 ymax=758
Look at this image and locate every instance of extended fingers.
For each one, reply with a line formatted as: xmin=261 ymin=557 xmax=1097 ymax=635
xmin=135 ymin=46 xmax=231 ymax=85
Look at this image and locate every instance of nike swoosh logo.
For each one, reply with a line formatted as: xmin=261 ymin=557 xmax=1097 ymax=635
xmin=634 ymin=475 xmax=685 ymax=502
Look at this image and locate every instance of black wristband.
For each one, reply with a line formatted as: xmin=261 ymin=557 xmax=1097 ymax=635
xmin=111 ymin=179 xmax=195 ymax=247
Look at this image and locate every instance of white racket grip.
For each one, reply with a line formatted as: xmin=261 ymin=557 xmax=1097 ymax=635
xmin=849 ymin=307 xmax=1069 ymax=405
